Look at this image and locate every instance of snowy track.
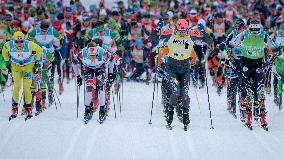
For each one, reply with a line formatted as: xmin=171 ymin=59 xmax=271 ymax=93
xmin=0 ymin=80 xmax=284 ymax=159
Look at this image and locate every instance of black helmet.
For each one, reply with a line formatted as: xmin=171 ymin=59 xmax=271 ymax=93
xmin=40 ymin=20 xmax=50 ymax=30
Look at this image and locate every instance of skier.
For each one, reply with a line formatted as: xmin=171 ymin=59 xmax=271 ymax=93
xmin=74 ymin=42 xmax=112 ymax=124
xmin=189 ymin=19 xmax=214 ymax=88
xmin=157 ymin=19 xmax=212 ymax=130
xmin=28 ymin=19 xmax=63 ymax=106
xmin=2 ymin=31 xmax=42 ymax=120
xmin=30 ymin=46 xmax=54 ymax=115
xmin=229 ymin=15 xmax=280 ymax=130
xmin=210 ymin=18 xmax=246 ymax=117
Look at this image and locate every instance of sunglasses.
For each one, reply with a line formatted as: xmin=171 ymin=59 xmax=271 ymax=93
xmin=41 ymin=28 xmax=48 ymax=31
xmin=177 ymin=30 xmax=188 ymax=34
xmin=15 ymin=40 xmax=24 ymax=44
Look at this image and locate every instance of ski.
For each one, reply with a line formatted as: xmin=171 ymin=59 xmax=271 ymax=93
xmin=25 ymin=116 xmax=32 ymax=121
xmin=8 ymin=115 xmax=17 ymax=121
xmin=245 ymin=124 xmax=253 ymax=130
xmin=184 ymin=125 xmax=188 ymax=131
xmin=166 ymin=124 xmax=173 ymax=130
xmin=261 ymin=125 xmax=269 ymax=131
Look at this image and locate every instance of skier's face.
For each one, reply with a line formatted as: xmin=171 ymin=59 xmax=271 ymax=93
xmin=97 ymin=28 xmax=105 ymax=36
xmin=15 ymin=40 xmax=24 ymax=49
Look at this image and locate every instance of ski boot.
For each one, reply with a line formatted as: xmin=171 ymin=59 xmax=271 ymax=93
xmin=183 ymin=113 xmax=190 ymax=131
xmin=9 ymin=104 xmax=18 ymax=121
xmin=59 ymin=83 xmax=64 ymax=95
xmin=176 ymin=97 xmax=183 ymax=122
xmin=227 ymin=100 xmax=232 ymax=110
xmin=245 ymin=110 xmax=252 ymax=130
xmin=99 ymin=106 xmax=106 ymax=124
xmin=48 ymin=92 xmax=54 ymax=107
xmin=42 ymin=99 xmax=46 ymax=111
xmin=240 ymin=107 xmax=246 ymax=123
xmin=84 ymin=106 xmax=94 ymax=124
xmin=165 ymin=111 xmax=174 ymax=130
xmin=35 ymin=101 xmax=42 ymax=116
xmin=25 ymin=104 xmax=33 ymax=120
xmin=260 ymin=109 xmax=268 ymax=131
xmin=217 ymin=86 xmax=222 ymax=96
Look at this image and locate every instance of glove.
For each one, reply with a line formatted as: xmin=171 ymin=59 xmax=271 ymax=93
xmin=108 ymin=73 xmax=115 ymax=84
xmin=33 ymin=60 xmax=40 ymax=74
xmin=77 ymin=75 xmax=82 ymax=86
xmin=198 ymin=23 xmax=204 ymax=31
xmin=6 ymin=61 xmax=11 ymax=74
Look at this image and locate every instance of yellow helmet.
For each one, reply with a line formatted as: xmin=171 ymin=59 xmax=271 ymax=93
xmin=13 ymin=31 xmax=25 ymax=41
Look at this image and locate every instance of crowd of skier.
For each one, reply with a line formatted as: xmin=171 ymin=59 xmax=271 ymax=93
xmin=0 ymin=0 xmax=284 ymax=131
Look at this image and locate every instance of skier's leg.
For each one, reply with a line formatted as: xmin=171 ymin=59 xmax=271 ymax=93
xmin=22 ymin=64 xmax=33 ymax=116
xmin=180 ymin=70 xmax=191 ymax=126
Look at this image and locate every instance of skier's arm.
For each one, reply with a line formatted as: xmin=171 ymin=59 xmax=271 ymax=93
xmin=265 ymin=34 xmax=280 ymax=55
xmin=27 ymin=28 xmax=36 ymax=41
xmin=53 ymin=29 xmax=63 ymax=41
xmin=157 ymin=46 xmax=169 ymax=68
xmin=84 ymin=29 xmax=94 ymax=43
xmin=29 ymin=41 xmax=43 ymax=61
xmin=1 ymin=42 xmax=10 ymax=62
xmin=229 ymin=32 xmax=244 ymax=48
xmin=110 ymin=30 xmax=123 ymax=51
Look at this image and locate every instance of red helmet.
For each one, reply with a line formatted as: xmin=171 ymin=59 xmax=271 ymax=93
xmin=176 ymin=19 xmax=189 ymax=31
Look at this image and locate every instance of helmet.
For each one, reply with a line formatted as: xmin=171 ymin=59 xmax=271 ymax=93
xmin=108 ymin=19 xmax=116 ymax=27
xmin=234 ymin=18 xmax=245 ymax=27
xmin=176 ymin=19 xmax=189 ymax=31
xmin=40 ymin=20 xmax=50 ymax=30
xmin=13 ymin=31 xmax=25 ymax=41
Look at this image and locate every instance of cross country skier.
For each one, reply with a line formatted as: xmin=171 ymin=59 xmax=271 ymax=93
xmin=157 ymin=19 xmax=213 ymax=131
xmin=74 ymin=42 xmax=113 ymax=124
xmin=210 ymin=18 xmax=245 ymax=117
xmin=30 ymin=46 xmax=54 ymax=115
xmin=28 ymin=19 xmax=63 ymax=106
xmin=2 ymin=31 xmax=42 ymax=120
xmin=228 ymin=15 xmax=280 ymax=130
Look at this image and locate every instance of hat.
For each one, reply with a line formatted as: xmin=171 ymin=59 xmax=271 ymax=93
xmin=13 ymin=31 xmax=25 ymax=41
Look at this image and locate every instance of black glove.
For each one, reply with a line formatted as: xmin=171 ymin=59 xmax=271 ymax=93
xmin=108 ymin=73 xmax=115 ymax=84
xmin=77 ymin=75 xmax=82 ymax=86
xmin=33 ymin=60 xmax=40 ymax=74
xmin=6 ymin=61 xmax=11 ymax=74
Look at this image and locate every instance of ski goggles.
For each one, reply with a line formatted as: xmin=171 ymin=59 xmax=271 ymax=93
xmin=176 ymin=30 xmax=188 ymax=34
xmin=15 ymin=40 xmax=24 ymax=44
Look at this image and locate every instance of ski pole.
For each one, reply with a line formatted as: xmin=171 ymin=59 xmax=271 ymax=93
xmin=119 ymin=88 xmax=122 ymax=114
xmin=53 ymin=87 xmax=62 ymax=107
xmin=112 ymin=88 xmax=117 ymax=118
xmin=149 ymin=69 xmax=157 ymax=125
xmin=205 ymin=66 xmax=214 ymax=129
xmin=77 ymin=85 xmax=79 ymax=118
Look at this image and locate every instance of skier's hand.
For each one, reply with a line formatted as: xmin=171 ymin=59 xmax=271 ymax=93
xmin=198 ymin=23 xmax=204 ymax=31
xmin=33 ymin=60 xmax=40 ymax=74
xmin=77 ymin=75 xmax=82 ymax=86
xmin=6 ymin=61 xmax=11 ymax=74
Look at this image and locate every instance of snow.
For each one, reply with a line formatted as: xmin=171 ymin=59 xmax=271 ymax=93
xmin=0 ymin=76 xmax=284 ymax=159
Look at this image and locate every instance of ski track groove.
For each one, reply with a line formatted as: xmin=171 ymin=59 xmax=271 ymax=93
xmin=183 ymin=132 xmax=199 ymax=159
xmin=168 ymin=131 xmax=180 ymax=159
xmin=81 ymin=124 xmax=99 ymax=159
xmin=252 ymin=131 xmax=281 ymax=159
xmin=61 ymin=124 xmax=85 ymax=159
xmin=0 ymin=123 xmax=21 ymax=154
